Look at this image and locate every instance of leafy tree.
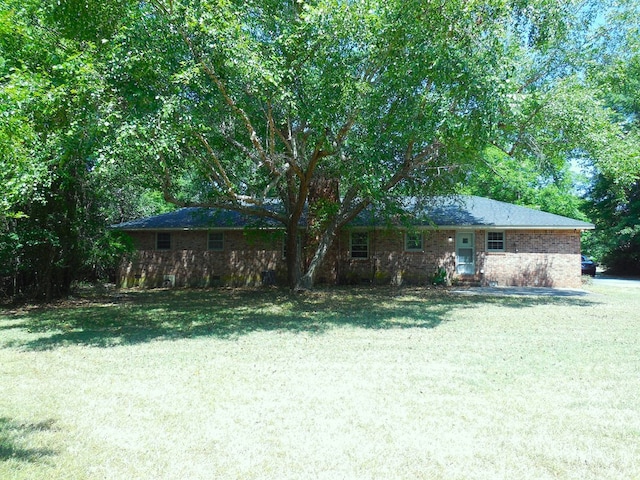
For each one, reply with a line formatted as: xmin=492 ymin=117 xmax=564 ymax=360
xmin=585 ymin=176 xmax=640 ymax=272
xmin=0 ymin=0 xmax=135 ymax=300
xmin=97 ymin=0 xmax=603 ymax=289
xmin=461 ymin=0 xmax=625 ymax=217
xmin=581 ymin=2 xmax=640 ymax=272
xmin=460 ymin=75 xmax=626 ymax=221
xmin=461 ymin=146 xmax=589 ymax=220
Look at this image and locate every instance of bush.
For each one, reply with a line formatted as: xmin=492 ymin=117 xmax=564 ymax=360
xmin=431 ymin=267 xmax=448 ymax=286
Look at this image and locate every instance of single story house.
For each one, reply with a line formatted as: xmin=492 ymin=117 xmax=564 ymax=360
xmin=112 ymin=195 xmax=595 ymax=289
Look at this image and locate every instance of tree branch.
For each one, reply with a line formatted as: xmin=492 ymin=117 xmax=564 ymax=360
xmin=161 ymin=158 xmax=286 ymax=223
xmin=151 ymin=2 xmax=281 ymax=179
xmin=332 ymin=115 xmax=356 ymax=151
xmin=267 ymin=101 xmax=276 ymax=157
xmin=194 ymin=133 xmax=236 ymax=193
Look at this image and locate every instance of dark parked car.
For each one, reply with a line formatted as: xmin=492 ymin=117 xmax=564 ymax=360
xmin=581 ymin=255 xmax=597 ymax=277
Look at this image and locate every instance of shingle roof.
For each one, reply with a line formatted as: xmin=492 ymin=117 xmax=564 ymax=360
xmin=413 ymin=196 xmax=594 ymax=229
xmin=111 ymin=207 xmax=282 ymax=230
xmin=111 ymin=195 xmax=594 ymax=231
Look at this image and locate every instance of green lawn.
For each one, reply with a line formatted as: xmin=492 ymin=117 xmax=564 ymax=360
xmin=1 ymin=284 xmax=639 ymax=479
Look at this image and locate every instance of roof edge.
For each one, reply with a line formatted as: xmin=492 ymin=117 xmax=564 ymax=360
xmin=116 ymin=224 xmax=595 ymax=232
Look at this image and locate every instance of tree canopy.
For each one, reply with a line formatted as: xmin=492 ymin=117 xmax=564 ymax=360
xmin=2 ymin=0 xmax=640 ymax=298
xmin=581 ymin=1 xmax=640 ymax=272
xmin=95 ymin=0 xmax=624 ymax=288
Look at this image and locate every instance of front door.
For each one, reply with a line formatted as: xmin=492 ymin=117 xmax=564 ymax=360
xmin=456 ymin=232 xmax=475 ymax=275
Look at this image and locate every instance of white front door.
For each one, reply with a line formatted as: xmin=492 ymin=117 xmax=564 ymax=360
xmin=456 ymin=232 xmax=475 ymax=275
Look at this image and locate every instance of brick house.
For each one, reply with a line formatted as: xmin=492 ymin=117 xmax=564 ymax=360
xmin=113 ymin=196 xmax=594 ymax=289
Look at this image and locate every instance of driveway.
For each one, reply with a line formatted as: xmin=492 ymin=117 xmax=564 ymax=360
xmin=452 ymin=286 xmax=590 ymax=297
xmin=591 ymin=275 xmax=640 ymax=288
xmin=452 ymin=274 xmax=640 ymax=297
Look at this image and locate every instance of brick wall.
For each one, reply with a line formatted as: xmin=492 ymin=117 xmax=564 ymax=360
xmin=333 ymin=228 xmax=582 ymax=288
xmin=332 ymin=229 xmax=457 ymax=285
xmin=118 ymin=228 xmax=583 ymax=289
xmin=478 ymin=229 xmax=582 ymax=288
xmin=119 ymin=230 xmax=286 ymax=288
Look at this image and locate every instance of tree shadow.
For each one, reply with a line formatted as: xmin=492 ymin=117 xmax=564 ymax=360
xmin=0 ymin=287 xmax=600 ymax=351
xmin=0 ymin=418 xmax=58 ymax=463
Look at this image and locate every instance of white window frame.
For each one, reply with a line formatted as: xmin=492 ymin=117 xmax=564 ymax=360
xmin=208 ymin=231 xmax=224 ymax=251
xmin=350 ymin=232 xmax=369 ymax=259
xmin=156 ymin=232 xmax=171 ymax=250
xmin=486 ymin=230 xmax=505 ymax=252
xmin=405 ymin=231 xmax=423 ymax=252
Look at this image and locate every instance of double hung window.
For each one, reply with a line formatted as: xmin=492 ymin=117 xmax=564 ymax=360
xmin=156 ymin=232 xmax=171 ymax=250
xmin=208 ymin=232 xmax=224 ymax=251
xmin=405 ymin=232 xmax=423 ymax=251
xmin=350 ymin=232 xmax=369 ymax=259
xmin=486 ymin=231 xmax=505 ymax=252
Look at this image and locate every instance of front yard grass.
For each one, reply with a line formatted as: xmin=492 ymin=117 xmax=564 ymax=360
xmin=1 ymin=285 xmax=639 ymax=479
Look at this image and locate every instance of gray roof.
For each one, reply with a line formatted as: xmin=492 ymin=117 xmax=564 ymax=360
xmin=410 ymin=196 xmax=594 ymax=229
xmin=111 ymin=207 xmax=282 ymax=230
xmin=111 ymin=195 xmax=594 ymax=231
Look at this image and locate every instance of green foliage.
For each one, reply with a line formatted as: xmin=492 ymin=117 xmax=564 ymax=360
xmin=578 ymin=1 xmax=640 ymax=273
xmin=94 ymin=0 xmax=605 ymax=288
xmin=432 ymin=267 xmax=448 ymax=286
xmin=462 ymin=145 xmax=589 ymax=219
xmin=0 ymin=0 xmax=141 ymax=300
xmin=583 ymin=176 xmax=640 ymax=273
xmin=48 ymin=0 xmax=131 ymax=42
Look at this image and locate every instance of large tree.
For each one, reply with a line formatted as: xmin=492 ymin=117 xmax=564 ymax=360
xmin=0 ymin=0 xmax=139 ymax=300
xmin=582 ymin=1 xmax=640 ymax=272
xmin=3 ymin=0 xmax=635 ymax=293
xmin=96 ymin=0 xmax=605 ymax=289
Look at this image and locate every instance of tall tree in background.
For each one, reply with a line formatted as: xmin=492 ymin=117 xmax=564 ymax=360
xmin=583 ymin=1 xmax=640 ymax=272
xmin=0 ymin=1 xmax=136 ymax=300
xmin=460 ymin=1 xmax=627 ymax=220
xmin=97 ymin=0 xmax=606 ymax=289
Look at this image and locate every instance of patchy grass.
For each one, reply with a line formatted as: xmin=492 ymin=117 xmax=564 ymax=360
xmin=1 ymin=286 xmax=639 ymax=479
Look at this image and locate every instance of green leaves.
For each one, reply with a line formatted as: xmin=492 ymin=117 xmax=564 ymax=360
xmin=49 ymin=0 xmax=132 ymax=42
xmin=0 ymin=0 xmax=145 ymax=299
xmin=3 ymin=0 xmax=638 ymax=288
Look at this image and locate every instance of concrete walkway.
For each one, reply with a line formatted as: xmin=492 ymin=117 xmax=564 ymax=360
xmin=452 ymin=286 xmax=591 ymax=297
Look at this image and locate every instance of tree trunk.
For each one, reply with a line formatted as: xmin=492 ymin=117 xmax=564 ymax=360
xmin=285 ymin=220 xmax=301 ymax=290
xmin=297 ymin=219 xmax=339 ymax=290
xmin=296 ymin=185 xmax=373 ymax=291
xmin=297 ymin=176 xmax=341 ymax=289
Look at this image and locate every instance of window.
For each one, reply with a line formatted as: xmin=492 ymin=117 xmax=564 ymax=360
xmin=350 ymin=232 xmax=369 ymax=259
xmin=156 ymin=232 xmax=171 ymax=250
xmin=486 ymin=231 xmax=505 ymax=252
xmin=208 ymin=232 xmax=224 ymax=251
xmin=405 ymin=232 xmax=423 ymax=251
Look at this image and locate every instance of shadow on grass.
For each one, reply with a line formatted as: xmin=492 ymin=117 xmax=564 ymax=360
xmin=1 ymin=287 xmax=599 ymax=351
xmin=0 ymin=418 xmax=57 ymax=463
